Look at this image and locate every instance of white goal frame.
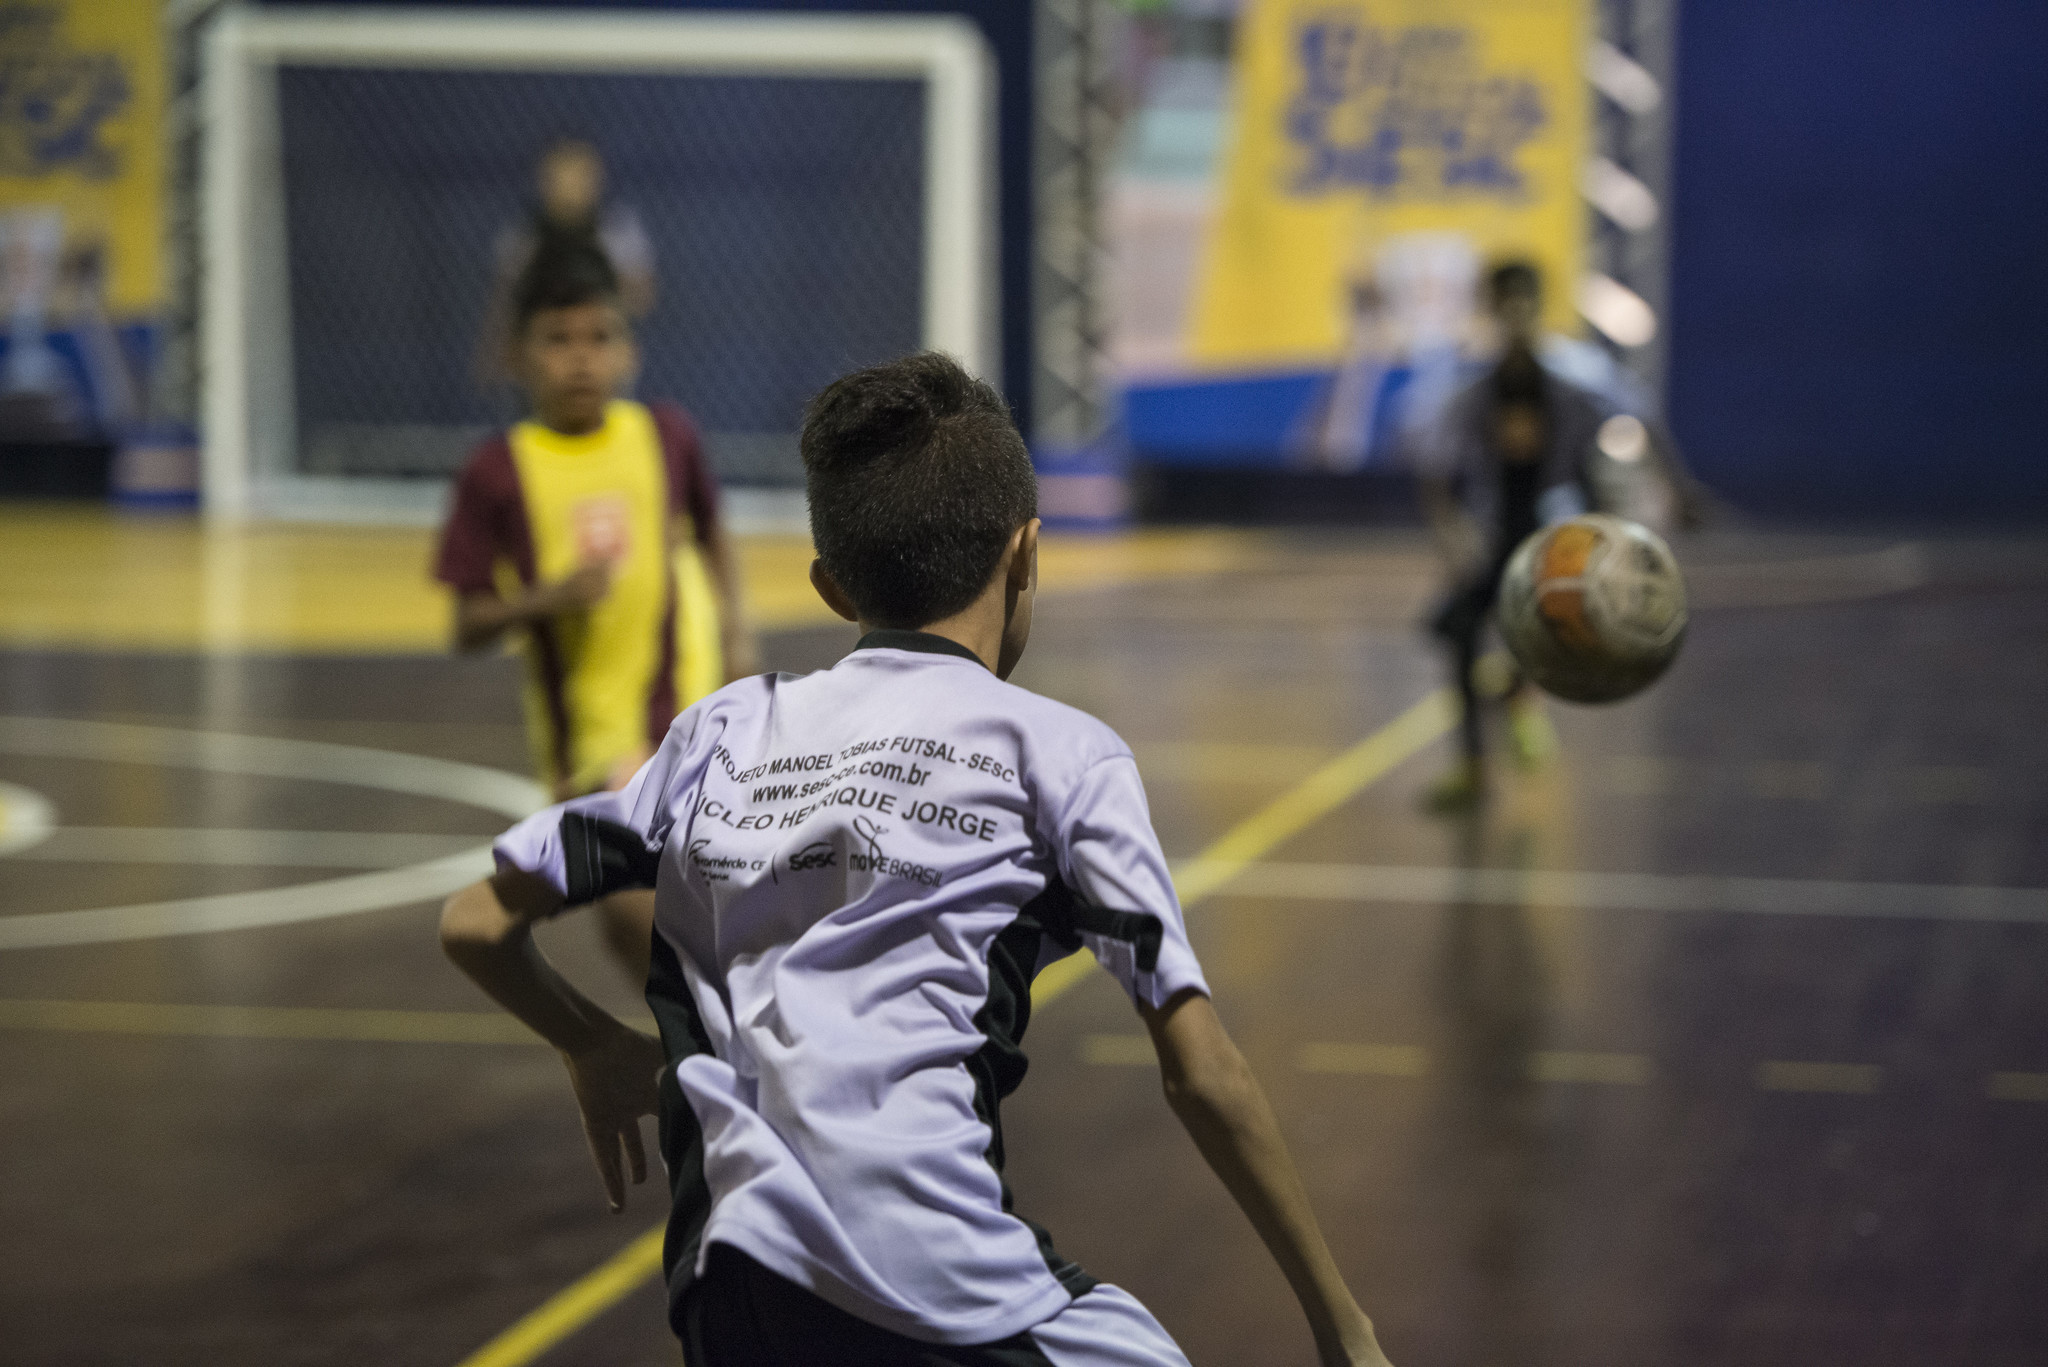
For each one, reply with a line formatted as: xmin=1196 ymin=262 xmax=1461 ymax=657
xmin=202 ymin=5 xmax=995 ymax=521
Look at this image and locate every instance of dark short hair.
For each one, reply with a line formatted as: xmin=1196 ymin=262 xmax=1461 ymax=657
xmin=1486 ymin=259 xmax=1542 ymax=307
xmin=801 ymin=352 xmax=1037 ymax=629
xmin=513 ymin=238 xmax=621 ymax=330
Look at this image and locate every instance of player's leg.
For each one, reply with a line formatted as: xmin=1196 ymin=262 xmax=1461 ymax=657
xmin=1503 ymin=677 xmax=1558 ymax=770
xmin=1483 ymin=579 xmax=1555 ymax=770
xmin=1426 ymin=580 xmax=1490 ymax=810
xmin=1452 ymin=610 xmax=1485 ymax=765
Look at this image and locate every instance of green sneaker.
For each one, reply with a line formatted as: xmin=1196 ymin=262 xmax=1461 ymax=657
xmin=1506 ymin=699 xmax=1559 ymax=771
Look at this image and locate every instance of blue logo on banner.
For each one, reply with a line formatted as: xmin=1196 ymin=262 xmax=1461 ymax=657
xmin=1285 ymin=17 xmax=1545 ymax=198
xmin=0 ymin=5 xmax=132 ymax=179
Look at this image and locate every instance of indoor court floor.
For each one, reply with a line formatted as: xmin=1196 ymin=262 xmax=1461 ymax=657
xmin=2 ymin=514 xmax=2045 ymax=1366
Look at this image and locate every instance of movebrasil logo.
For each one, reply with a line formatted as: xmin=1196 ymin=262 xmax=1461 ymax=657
xmin=0 ymin=5 xmax=131 ymax=180
xmin=1284 ymin=14 xmax=1546 ymax=199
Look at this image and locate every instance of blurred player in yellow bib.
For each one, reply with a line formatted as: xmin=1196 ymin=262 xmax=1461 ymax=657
xmin=435 ymin=241 xmax=756 ymax=980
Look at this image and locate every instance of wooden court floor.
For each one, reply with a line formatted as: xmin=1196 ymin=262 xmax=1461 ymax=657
xmin=1 ymin=519 xmax=2045 ymax=1366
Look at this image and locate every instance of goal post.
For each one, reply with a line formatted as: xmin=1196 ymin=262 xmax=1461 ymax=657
xmin=200 ymin=5 xmax=995 ymax=522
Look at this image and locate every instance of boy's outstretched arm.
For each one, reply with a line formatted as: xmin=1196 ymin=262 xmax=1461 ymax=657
xmin=441 ymin=869 xmax=665 ymax=1212
xmin=452 ymin=565 xmax=611 ymax=653
xmin=1140 ymin=988 xmax=1395 ymax=1367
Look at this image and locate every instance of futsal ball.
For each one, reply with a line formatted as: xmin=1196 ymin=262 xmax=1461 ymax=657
xmin=1497 ymin=514 xmax=1687 ymax=704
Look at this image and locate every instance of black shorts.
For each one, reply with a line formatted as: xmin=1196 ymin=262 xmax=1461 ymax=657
xmin=1429 ymin=547 xmax=1515 ymax=646
xmin=679 ymin=1244 xmax=1054 ymax=1367
xmin=677 ymin=1245 xmax=1190 ymax=1367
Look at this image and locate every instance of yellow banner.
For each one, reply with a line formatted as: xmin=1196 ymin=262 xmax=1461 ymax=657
xmin=0 ymin=0 xmax=165 ymax=314
xmin=1190 ymin=0 xmax=1586 ymax=369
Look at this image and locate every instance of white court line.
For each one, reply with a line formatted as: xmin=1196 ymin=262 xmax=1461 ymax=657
xmin=0 ymin=716 xmax=545 ymax=819
xmin=0 ymin=847 xmax=497 ymax=951
xmin=0 ymin=781 xmax=55 ymax=856
xmin=1206 ymin=862 xmax=2048 ymax=924
xmin=0 ymin=717 xmax=544 ymax=951
xmin=13 ymin=827 xmax=485 ymax=869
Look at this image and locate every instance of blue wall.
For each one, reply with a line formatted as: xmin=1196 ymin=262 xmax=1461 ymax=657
xmin=1670 ymin=1 xmax=2048 ymax=521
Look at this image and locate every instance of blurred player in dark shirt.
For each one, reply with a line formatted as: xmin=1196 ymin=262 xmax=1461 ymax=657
xmin=478 ymin=138 xmax=655 ymax=386
xmin=1414 ymin=347 xmax=1605 ymax=810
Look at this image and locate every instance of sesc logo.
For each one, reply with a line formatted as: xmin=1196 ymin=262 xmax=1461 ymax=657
xmin=787 ymin=841 xmax=838 ymax=872
xmin=1285 ymin=17 xmax=1547 ymax=199
xmin=0 ymin=8 xmax=133 ymax=180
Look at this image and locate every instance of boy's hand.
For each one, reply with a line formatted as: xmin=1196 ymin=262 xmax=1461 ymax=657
xmin=449 ymin=562 xmax=612 ymax=650
xmin=547 ymin=560 xmax=614 ymax=612
xmin=562 ymin=1026 xmax=666 ymax=1213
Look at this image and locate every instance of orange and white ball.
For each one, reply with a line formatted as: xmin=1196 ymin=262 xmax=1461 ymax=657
xmin=1497 ymin=513 xmax=1687 ymax=704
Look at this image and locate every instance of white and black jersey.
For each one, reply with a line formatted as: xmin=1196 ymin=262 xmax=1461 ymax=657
xmin=494 ymin=631 xmax=1209 ymax=1350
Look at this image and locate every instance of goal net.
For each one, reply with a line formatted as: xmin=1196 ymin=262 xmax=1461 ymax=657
xmin=201 ymin=8 xmax=992 ymax=521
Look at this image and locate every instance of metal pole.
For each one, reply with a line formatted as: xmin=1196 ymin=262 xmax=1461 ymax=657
xmin=1033 ymin=0 xmax=1115 ymax=445
xmin=1585 ymin=0 xmax=1677 ymax=412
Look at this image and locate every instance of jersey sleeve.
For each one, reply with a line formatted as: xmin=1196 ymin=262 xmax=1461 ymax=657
xmin=435 ymin=439 xmax=517 ymax=597
xmin=493 ymin=711 xmax=705 ymax=906
xmin=1050 ymin=753 xmax=1209 ymax=1009
xmin=651 ymin=402 xmax=722 ymax=548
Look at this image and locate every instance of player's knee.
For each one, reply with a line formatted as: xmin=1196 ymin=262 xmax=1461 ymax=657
xmin=439 ymin=881 xmax=515 ymax=955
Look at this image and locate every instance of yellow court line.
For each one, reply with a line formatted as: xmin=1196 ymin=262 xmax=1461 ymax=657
xmin=1296 ymin=1042 xmax=1431 ymax=1078
xmin=1987 ymin=1072 xmax=2048 ymax=1102
xmin=1167 ymin=689 xmax=1456 ymax=908
xmin=453 ymin=686 xmax=1456 ymax=1367
xmin=1756 ymin=1060 xmax=1883 ymax=1094
xmin=1027 ymin=687 xmax=1455 ymax=1011
xmin=456 ymin=1226 xmax=669 ymax=1367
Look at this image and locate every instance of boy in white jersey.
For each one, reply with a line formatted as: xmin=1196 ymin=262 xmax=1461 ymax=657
xmin=440 ymin=354 xmax=1394 ymax=1366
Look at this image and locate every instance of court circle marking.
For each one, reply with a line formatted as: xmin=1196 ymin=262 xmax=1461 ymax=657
xmin=0 ymin=782 xmax=55 ymax=857
xmin=0 ymin=716 xmax=547 ymax=952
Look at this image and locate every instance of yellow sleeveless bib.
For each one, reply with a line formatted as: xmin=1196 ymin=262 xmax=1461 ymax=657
xmin=508 ymin=400 xmax=721 ymax=791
